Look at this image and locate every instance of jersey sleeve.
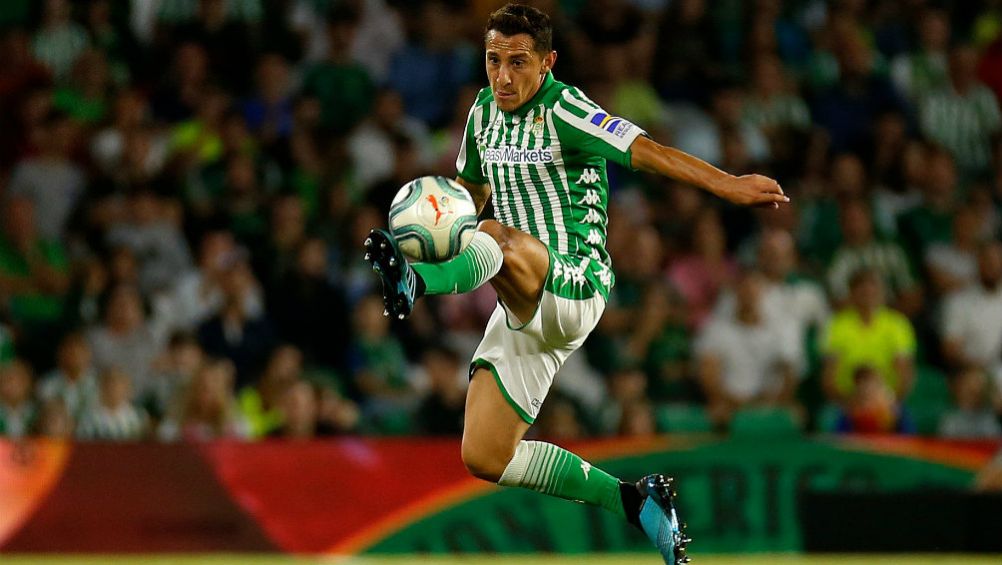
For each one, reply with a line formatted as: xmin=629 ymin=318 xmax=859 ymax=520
xmin=551 ymin=88 xmax=647 ymax=169
xmin=455 ymin=98 xmax=488 ymax=186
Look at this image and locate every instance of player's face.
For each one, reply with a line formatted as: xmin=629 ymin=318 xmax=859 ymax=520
xmin=485 ymin=31 xmax=556 ymax=112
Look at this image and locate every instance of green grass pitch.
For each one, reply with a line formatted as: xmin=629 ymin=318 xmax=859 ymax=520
xmin=2 ymin=555 xmax=1000 ymax=565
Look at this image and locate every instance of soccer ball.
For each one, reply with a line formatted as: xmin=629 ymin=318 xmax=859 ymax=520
xmin=388 ymin=176 xmax=479 ymax=263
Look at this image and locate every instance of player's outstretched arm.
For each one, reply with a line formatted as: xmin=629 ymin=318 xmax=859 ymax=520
xmin=455 ymin=177 xmax=493 ymax=216
xmin=629 ymin=136 xmax=789 ymax=208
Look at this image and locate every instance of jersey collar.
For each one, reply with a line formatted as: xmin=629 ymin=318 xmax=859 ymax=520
xmin=507 ymin=72 xmax=555 ymax=118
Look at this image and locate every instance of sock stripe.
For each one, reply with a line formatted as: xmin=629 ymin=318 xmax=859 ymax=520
xmin=497 ymin=440 xmax=627 ymax=519
xmin=535 ymin=444 xmax=557 ymax=492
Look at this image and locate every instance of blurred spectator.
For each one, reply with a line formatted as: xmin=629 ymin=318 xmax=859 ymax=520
xmin=800 ymin=152 xmax=870 ymax=267
xmin=938 ymin=367 xmax=1002 ymax=439
xmin=940 ymin=241 xmax=1002 ymax=374
xmin=90 ymin=89 xmax=160 ymax=175
xmin=0 ymin=359 xmax=36 ymax=438
xmin=897 ymin=147 xmax=959 ymax=268
xmin=238 ymin=344 xmax=301 ymax=438
xmin=36 ymin=332 xmax=99 ymax=421
xmin=284 ymin=129 xmax=325 ymax=218
xmin=87 ymin=284 xmax=168 ymax=397
xmin=53 ymin=49 xmax=112 ymax=124
xmin=811 ymin=27 xmax=909 ymax=155
xmin=106 ymin=189 xmax=193 ymax=295
xmin=599 ymin=362 xmax=649 ymax=435
xmin=672 ymin=82 xmax=770 ymax=168
xmin=348 ymin=0 xmax=406 ymax=82
xmin=924 ymin=205 xmax=983 ymax=297
xmin=652 ymin=0 xmax=719 ymax=103
xmin=269 ymin=238 xmax=349 ymax=370
xmin=32 ymin=0 xmax=90 ymax=83
xmin=76 ymin=368 xmax=149 ymax=441
xmin=0 ymin=196 xmax=71 ymax=337
xmin=8 ymin=112 xmax=85 ymax=241
xmin=599 ymin=42 xmax=666 ymax=135
xmin=890 ymin=8 xmax=950 ymax=102
xmin=826 ymin=200 xmax=920 ymax=314
xmin=172 ymin=0 xmax=257 ymax=95
xmin=188 ymin=154 xmax=269 ymax=247
xmin=316 ymin=386 xmax=361 ymax=435
xmin=668 ymin=208 xmax=737 ymax=329
xmin=822 ymin=269 xmax=916 ymax=405
xmin=349 ymin=293 xmax=413 ymax=428
xmin=595 ymin=220 xmax=692 ymax=401
xmin=834 ymin=366 xmax=914 ymax=434
xmin=618 ymin=398 xmax=656 ymax=436
xmin=532 ymin=392 xmax=586 ymax=440
xmin=254 ymin=194 xmax=307 ymax=295
xmin=414 ymin=344 xmax=466 ymax=436
xmin=33 ymin=397 xmax=73 ymax=439
xmin=269 ymin=380 xmax=322 ymax=439
xmin=386 ymin=2 xmax=475 ymax=128
xmin=919 ymin=44 xmax=1001 ymax=177
xmin=0 ymin=29 xmax=50 ymax=109
xmin=348 ymin=89 xmax=434 ymax=191
xmin=151 ymin=41 xmax=209 ymax=122
xmin=197 ymin=256 xmax=275 ymax=388
xmin=166 ymin=230 xmax=263 ymax=331
xmin=300 ymin=6 xmax=374 ymax=134
xmin=83 ymin=0 xmax=141 ymax=85
xmin=159 ymin=358 xmax=248 ymax=441
xmin=741 ymin=54 xmax=811 ymax=140
xmin=169 ymin=84 xmax=229 ymax=170
xmin=144 ymin=333 xmax=205 ymax=424
xmin=241 ymin=53 xmax=294 ymax=147
xmin=718 ymin=228 xmax=828 ymax=375
xmin=872 ymin=139 xmax=924 ymax=238
xmin=696 ymin=269 xmax=800 ymax=427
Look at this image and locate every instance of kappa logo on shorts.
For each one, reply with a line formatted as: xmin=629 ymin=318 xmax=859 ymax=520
xmin=531 ymin=398 xmax=542 ymax=409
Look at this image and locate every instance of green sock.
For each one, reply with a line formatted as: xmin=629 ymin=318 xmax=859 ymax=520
xmin=498 ymin=440 xmax=625 ymax=518
xmin=412 ymin=231 xmax=504 ymax=295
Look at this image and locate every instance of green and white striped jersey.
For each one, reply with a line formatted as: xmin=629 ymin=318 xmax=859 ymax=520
xmin=456 ymin=73 xmax=646 ymax=300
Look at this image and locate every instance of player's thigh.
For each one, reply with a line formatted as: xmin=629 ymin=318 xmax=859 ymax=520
xmin=461 ymin=367 xmax=531 ymax=481
xmin=477 ymin=220 xmax=549 ymax=323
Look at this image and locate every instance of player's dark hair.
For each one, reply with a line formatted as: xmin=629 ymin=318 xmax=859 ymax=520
xmin=485 ymin=3 xmax=552 ymax=54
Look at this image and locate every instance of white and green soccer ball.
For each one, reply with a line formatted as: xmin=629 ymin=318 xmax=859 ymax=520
xmin=388 ymin=176 xmax=479 ymax=263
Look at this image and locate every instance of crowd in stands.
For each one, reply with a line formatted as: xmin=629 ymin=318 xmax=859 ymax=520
xmin=0 ymin=0 xmax=1001 ymax=442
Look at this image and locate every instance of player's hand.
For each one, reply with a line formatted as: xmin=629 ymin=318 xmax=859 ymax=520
xmin=710 ymin=174 xmax=789 ymax=208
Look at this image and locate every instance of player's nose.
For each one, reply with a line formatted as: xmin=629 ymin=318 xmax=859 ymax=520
xmin=497 ymin=65 xmax=513 ymax=85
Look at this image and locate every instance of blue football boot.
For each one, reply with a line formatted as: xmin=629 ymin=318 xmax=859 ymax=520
xmin=638 ymin=474 xmax=691 ymax=564
xmin=363 ymin=229 xmax=418 ymax=320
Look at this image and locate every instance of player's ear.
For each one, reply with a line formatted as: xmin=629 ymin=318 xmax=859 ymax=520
xmin=541 ymin=51 xmax=557 ymax=75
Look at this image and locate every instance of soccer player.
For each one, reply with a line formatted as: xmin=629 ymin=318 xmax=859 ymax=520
xmin=365 ymin=4 xmax=788 ymax=563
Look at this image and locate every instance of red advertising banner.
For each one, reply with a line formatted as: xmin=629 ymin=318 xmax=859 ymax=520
xmin=0 ymin=436 xmax=997 ymax=554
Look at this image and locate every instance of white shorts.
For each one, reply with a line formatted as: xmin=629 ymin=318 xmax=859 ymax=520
xmin=470 ymin=290 xmax=606 ymax=423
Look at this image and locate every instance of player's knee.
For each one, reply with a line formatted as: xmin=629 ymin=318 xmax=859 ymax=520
xmin=477 ymin=220 xmax=514 ymax=251
xmin=460 ymin=441 xmax=510 ymax=483
xmin=477 ymin=220 xmax=526 ymax=267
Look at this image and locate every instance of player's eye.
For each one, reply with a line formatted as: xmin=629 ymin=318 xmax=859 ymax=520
xmin=513 ymin=60 xmax=524 ymax=68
